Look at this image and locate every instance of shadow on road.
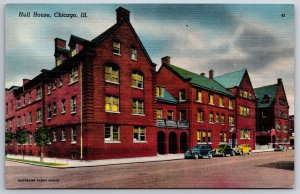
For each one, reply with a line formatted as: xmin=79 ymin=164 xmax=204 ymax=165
xmin=257 ymin=161 xmax=294 ymax=171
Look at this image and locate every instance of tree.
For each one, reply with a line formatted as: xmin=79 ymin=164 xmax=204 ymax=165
xmin=34 ymin=127 xmax=50 ymax=162
xmin=16 ymin=129 xmax=28 ymax=160
xmin=5 ymin=131 xmax=15 ymax=145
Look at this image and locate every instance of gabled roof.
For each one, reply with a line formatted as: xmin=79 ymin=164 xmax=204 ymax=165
xmin=164 ymin=64 xmax=234 ymax=97
xmin=69 ymin=34 xmax=92 ymax=46
xmin=215 ymin=69 xmax=247 ymax=89
xmin=157 ymin=88 xmax=177 ymax=104
xmin=254 ymin=84 xmax=278 ymax=108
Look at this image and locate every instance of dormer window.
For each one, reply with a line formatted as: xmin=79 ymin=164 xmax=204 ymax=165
xmin=131 ymin=47 xmax=137 ymax=61
xmin=71 ymin=44 xmax=78 ymax=57
xmin=113 ymin=41 xmax=121 ymax=55
xmin=156 ymin=86 xmax=164 ymax=97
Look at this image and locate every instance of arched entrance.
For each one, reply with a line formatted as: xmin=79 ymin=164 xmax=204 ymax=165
xmin=169 ymin=132 xmax=177 ymax=154
xmin=157 ymin=131 xmax=165 ymax=155
xmin=180 ymin=132 xmax=188 ymax=153
xmin=232 ymin=133 xmax=237 ymax=148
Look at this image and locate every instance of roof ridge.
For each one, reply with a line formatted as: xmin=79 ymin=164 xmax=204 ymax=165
xmin=254 ymin=84 xmax=277 ymax=90
xmin=215 ymin=68 xmax=246 ymax=78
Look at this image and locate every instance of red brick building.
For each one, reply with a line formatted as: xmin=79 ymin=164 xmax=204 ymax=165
xmin=255 ymin=79 xmax=290 ymax=147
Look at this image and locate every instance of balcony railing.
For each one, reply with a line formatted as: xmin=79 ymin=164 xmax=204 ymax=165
xmin=156 ymin=119 xmax=189 ymax=129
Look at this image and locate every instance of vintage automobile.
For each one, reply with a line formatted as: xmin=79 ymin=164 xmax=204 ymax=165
xmin=274 ymin=144 xmax=288 ymax=151
xmin=213 ymin=144 xmax=235 ymax=157
xmin=184 ymin=144 xmax=213 ymax=159
xmin=234 ymin=144 xmax=252 ymax=155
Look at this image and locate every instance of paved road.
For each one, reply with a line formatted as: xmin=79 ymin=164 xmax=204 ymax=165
xmin=5 ymin=151 xmax=294 ymax=189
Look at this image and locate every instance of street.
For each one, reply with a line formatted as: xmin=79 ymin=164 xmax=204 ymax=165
xmin=5 ymin=150 xmax=294 ymax=189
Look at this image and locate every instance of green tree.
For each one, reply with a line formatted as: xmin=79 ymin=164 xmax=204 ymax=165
xmin=5 ymin=131 xmax=15 ymax=145
xmin=16 ymin=129 xmax=28 ymax=160
xmin=34 ymin=127 xmax=50 ymax=162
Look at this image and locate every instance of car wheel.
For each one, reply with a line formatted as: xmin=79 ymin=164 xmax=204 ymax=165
xmin=230 ymin=151 xmax=235 ymax=156
xmin=222 ymin=153 xmax=225 ymax=157
xmin=241 ymin=151 xmax=244 ymax=155
xmin=208 ymin=154 xmax=213 ymax=159
xmin=194 ymin=153 xmax=199 ymax=159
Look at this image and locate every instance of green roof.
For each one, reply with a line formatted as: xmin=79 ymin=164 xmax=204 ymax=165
xmin=157 ymin=88 xmax=177 ymax=104
xmin=215 ymin=69 xmax=247 ymax=89
xmin=254 ymin=84 xmax=278 ymax=108
xmin=164 ymin=64 xmax=234 ymax=97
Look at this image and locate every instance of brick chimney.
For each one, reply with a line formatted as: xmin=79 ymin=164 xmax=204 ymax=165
xmin=161 ymin=56 xmax=171 ymax=65
xmin=116 ymin=7 xmax=130 ymax=23
xmin=54 ymin=38 xmax=66 ymax=49
xmin=23 ymin=79 xmax=30 ymax=85
xmin=209 ymin=69 xmax=214 ymax=79
xmin=277 ymin=78 xmax=282 ymax=85
xmin=200 ymin=73 xmax=205 ymax=77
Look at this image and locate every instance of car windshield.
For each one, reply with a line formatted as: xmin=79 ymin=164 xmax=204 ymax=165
xmin=218 ymin=145 xmax=227 ymax=148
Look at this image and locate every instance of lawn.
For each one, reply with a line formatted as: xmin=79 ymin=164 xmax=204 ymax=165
xmin=6 ymin=157 xmax=67 ymax=167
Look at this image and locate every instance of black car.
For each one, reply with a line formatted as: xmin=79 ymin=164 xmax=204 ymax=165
xmin=213 ymin=144 xmax=236 ymax=157
xmin=184 ymin=144 xmax=213 ymax=159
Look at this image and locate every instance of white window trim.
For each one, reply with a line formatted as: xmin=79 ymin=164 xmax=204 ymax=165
xmin=104 ymin=125 xmax=120 ymax=143
xmin=133 ymin=126 xmax=146 ymax=142
xmin=132 ymin=100 xmax=144 ymax=115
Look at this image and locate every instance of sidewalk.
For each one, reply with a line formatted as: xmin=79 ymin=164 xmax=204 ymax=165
xmin=6 ymin=148 xmax=277 ymax=168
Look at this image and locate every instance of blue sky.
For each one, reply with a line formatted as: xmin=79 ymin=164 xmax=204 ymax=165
xmin=5 ymin=4 xmax=294 ymax=114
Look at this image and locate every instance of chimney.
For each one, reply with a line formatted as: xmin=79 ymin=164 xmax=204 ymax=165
xmin=116 ymin=7 xmax=130 ymax=23
xmin=209 ymin=69 xmax=214 ymax=79
xmin=200 ymin=73 xmax=205 ymax=77
xmin=54 ymin=38 xmax=66 ymax=49
xmin=277 ymin=78 xmax=282 ymax=84
xmin=161 ymin=56 xmax=171 ymax=65
xmin=23 ymin=79 xmax=30 ymax=85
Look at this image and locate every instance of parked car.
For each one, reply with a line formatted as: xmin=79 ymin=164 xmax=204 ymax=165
xmin=213 ymin=144 xmax=235 ymax=157
xmin=184 ymin=144 xmax=213 ymax=159
xmin=233 ymin=144 xmax=252 ymax=155
xmin=274 ymin=144 xmax=288 ymax=151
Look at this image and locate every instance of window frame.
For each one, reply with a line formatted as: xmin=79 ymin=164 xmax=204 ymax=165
xmin=179 ymin=89 xmax=186 ymax=102
xmin=71 ymin=96 xmax=77 ymax=114
xmin=105 ymin=96 xmax=120 ymax=113
xmin=130 ymin=47 xmax=137 ymax=61
xmin=104 ymin=124 xmax=120 ymax=143
xmin=105 ymin=65 xmax=119 ymax=84
xmin=133 ymin=126 xmax=146 ymax=142
xmin=131 ymin=71 xmax=144 ymax=89
xmin=112 ymin=41 xmax=121 ymax=55
xmin=132 ymin=100 xmax=144 ymax=115
xmin=71 ymin=127 xmax=77 ymax=144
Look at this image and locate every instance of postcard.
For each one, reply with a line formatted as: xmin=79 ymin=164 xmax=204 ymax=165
xmin=4 ymin=4 xmax=294 ymax=189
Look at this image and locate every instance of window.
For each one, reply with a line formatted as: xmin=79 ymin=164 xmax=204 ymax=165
xmin=209 ymin=94 xmax=214 ymax=105
xmin=131 ymin=47 xmax=137 ymax=60
xmin=197 ymin=110 xmax=203 ymax=122
xmin=28 ymin=133 xmax=33 ymax=145
xmin=47 ymin=104 xmax=52 ymax=119
xmin=71 ymin=127 xmax=77 ymax=143
xmin=9 ymin=120 xmax=12 ymax=129
xmin=53 ymin=130 xmax=57 ymax=142
xmin=276 ymin=136 xmax=281 ymax=143
xmin=197 ymin=91 xmax=202 ymax=102
xmin=131 ymin=72 xmax=143 ymax=89
xmin=17 ymin=116 xmax=21 ymax=127
xmin=207 ymin=131 xmax=212 ymax=143
xmin=240 ymin=129 xmax=251 ymax=139
xmin=133 ymin=126 xmax=146 ymax=142
xmin=220 ymin=131 xmax=227 ymax=143
xmin=23 ymin=114 xmax=26 ymax=126
xmin=209 ymin=112 xmax=214 ymax=123
xmin=248 ymin=93 xmax=252 ymax=100
xmin=167 ymin=110 xmax=173 ymax=120
xmin=197 ymin=130 xmax=201 ymax=143
xmin=239 ymin=90 xmax=243 ymax=97
xmin=156 ymin=86 xmax=164 ymax=97
xmin=215 ymin=113 xmax=219 ymax=123
xmin=56 ymin=56 xmax=63 ymax=66
xmin=105 ymin=96 xmax=120 ymax=113
xmin=36 ymin=87 xmax=42 ymax=100
xmin=219 ymin=97 xmax=224 ymax=107
xmin=71 ymin=96 xmax=77 ymax=113
xmin=243 ymin=91 xmax=248 ymax=98
xmin=229 ymin=99 xmax=233 ymax=109
xmin=69 ymin=66 xmax=79 ymax=84
xmin=61 ymin=129 xmax=66 ymax=141
xmin=179 ymin=89 xmax=186 ymax=101
xmin=180 ymin=110 xmax=186 ymax=121
xmin=284 ymin=124 xmax=288 ymax=132
xmin=17 ymin=98 xmax=21 ymax=108
xmin=105 ymin=66 xmax=119 ymax=83
xmin=28 ymin=92 xmax=32 ymax=104
xmin=132 ymin=100 xmax=144 ymax=115
xmin=240 ymin=106 xmax=250 ymax=116
xmin=28 ymin=112 xmax=32 ymax=124
xmin=276 ymin=123 xmax=281 ymax=131
xmin=53 ymin=102 xmax=57 ymax=115
xmin=156 ymin=109 xmax=162 ymax=119
xmin=47 ymin=84 xmax=51 ymax=94
xmin=202 ymin=131 xmax=207 ymax=143
xmin=229 ymin=116 xmax=234 ymax=126
xmin=61 ymin=99 xmax=66 ymax=113
xmin=52 ymin=81 xmax=56 ymax=90
xmin=105 ymin=124 xmax=120 ymax=142
xmin=36 ymin=109 xmax=42 ymax=122
xmin=113 ymin=41 xmax=121 ymax=55
xmin=221 ymin=114 xmax=225 ymax=125
xmin=58 ymin=75 xmax=63 ymax=87
xmin=71 ymin=45 xmax=77 ymax=57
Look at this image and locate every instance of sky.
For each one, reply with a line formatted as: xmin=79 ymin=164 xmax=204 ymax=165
xmin=5 ymin=4 xmax=294 ymax=114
